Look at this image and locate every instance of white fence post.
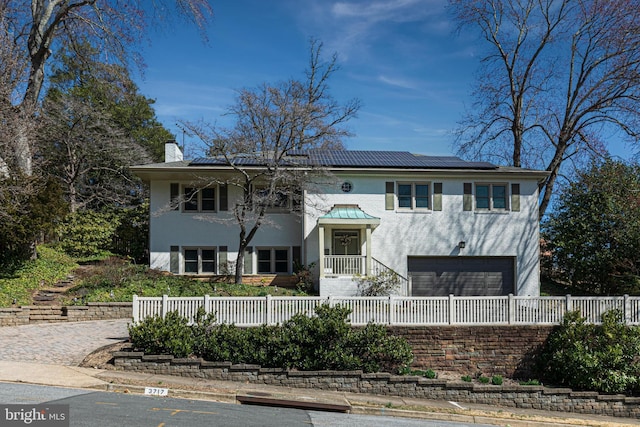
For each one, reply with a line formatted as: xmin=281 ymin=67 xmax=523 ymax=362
xmin=625 ymin=294 xmax=631 ymax=325
xmin=132 ymin=294 xmax=139 ymax=323
xmin=508 ymin=294 xmax=515 ymax=324
xmin=266 ymin=294 xmax=273 ymax=325
xmin=389 ymin=295 xmax=395 ymax=326
xmin=328 ymin=294 xmax=335 ymax=307
xmin=449 ymin=294 xmax=455 ymax=325
xmin=161 ymin=294 xmax=168 ymax=319
xmin=566 ymin=294 xmax=572 ymax=314
xmin=204 ymin=295 xmax=210 ymax=316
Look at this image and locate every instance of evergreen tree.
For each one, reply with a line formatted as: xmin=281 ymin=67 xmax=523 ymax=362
xmin=543 ymin=159 xmax=640 ymax=294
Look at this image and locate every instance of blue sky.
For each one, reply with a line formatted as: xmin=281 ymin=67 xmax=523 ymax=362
xmin=136 ymin=0 xmax=634 ymax=161
xmin=137 ymin=0 xmax=477 ymax=158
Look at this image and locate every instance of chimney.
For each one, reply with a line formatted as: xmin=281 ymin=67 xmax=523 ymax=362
xmin=165 ymin=140 xmax=183 ymax=163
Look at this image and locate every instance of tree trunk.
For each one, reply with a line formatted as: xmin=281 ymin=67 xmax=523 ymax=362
xmin=14 ymin=119 xmax=33 ymax=176
xmin=234 ymin=245 xmax=244 ymax=284
xmin=539 ymin=137 xmax=569 ymax=218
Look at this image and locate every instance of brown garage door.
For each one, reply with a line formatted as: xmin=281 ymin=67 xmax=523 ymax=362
xmin=408 ymin=256 xmax=515 ymax=296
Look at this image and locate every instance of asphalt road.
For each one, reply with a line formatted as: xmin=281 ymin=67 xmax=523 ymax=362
xmin=0 ymin=382 xmax=496 ymax=427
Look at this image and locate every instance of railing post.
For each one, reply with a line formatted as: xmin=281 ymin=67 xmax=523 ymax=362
xmin=328 ymin=294 xmax=335 ymax=307
xmin=448 ymin=294 xmax=455 ymax=325
xmin=161 ymin=294 xmax=168 ymax=319
xmin=266 ymin=294 xmax=273 ymax=325
xmin=508 ymin=293 xmax=514 ymax=324
xmin=566 ymin=294 xmax=572 ymax=315
xmin=624 ymin=294 xmax=631 ymax=325
xmin=132 ymin=294 xmax=139 ymax=323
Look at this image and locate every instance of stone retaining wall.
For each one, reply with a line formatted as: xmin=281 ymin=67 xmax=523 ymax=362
xmin=392 ymin=325 xmax=553 ymax=378
xmin=112 ymin=351 xmax=640 ymax=419
xmin=0 ymin=303 xmax=132 ymax=326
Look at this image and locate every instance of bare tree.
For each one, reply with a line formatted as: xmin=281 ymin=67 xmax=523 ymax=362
xmin=450 ymin=0 xmax=640 ymax=217
xmin=39 ymin=94 xmax=151 ymax=212
xmin=182 ymin=40 xmax=360 ymax=284
xmin=1 ymin=0 xmax=213 ymax=178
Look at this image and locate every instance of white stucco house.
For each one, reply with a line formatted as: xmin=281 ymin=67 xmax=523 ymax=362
xmin=131 ymin=142 xmax=548 ymax=297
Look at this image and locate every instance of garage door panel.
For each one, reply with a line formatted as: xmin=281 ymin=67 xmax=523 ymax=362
xmin=410 ymin=273 xmax=436 ymax=296
xmin=409 ymin=257 xmax=515 ymax=296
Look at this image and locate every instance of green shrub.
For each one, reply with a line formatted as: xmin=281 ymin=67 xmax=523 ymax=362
xmin=355 ymin=270 xmax=400 ymax=296
xmin=109 ymin=203 xmax=149 ymax=263
xmin=128 ymin=304 xmax=413 ymax=374
xmin=354 ymin=323 xmax=414 ymax=373
xmin=279 ymin=304 xmax=361 ymax=371
xmin=398 ymin=367 xmax=437 ymax=378
xmin=128 ymin=311 xmax=194 ymax=358
xmin=491 ymin=375 xmax=503 ymax=385
xmin=536 ymin=310 xmax=640 ymax=394
xmin=461 ymin=375 xmax=472 ymax=382
xmin=519 ymin=379 xmax=541 ymax=386
xmin=478 ymin=376 xmax=490 ymax=384
xmin=56 ymin=210 xmax=119 ymax=257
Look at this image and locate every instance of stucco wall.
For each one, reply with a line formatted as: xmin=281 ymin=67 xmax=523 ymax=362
xmin=147 ymin=170 xmax=541 ymax=297
xmin=306 ymin=172 xmax=541 ymax=296
xmin=149 ymin=180 xmax=303 ymax=274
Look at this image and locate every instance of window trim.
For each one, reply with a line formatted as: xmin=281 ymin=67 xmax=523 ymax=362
xmin=181 ymin=185 xmax=217 ymax=213
xmin=253 ymin=184 xmax=294 ymax=213
xmin=183 ymin=247 xmax=216 ymax=275
xmin=256 ymin=247 xmax=290 ymax=274
xmin=396 ymin=181 xmax=431 ymax=210
xmin=474 ymin=182 xmax=509 ymax=211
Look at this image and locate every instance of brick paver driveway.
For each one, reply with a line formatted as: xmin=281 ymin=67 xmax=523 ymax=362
xmin=0 ymin=319 xmax=130 ymax=366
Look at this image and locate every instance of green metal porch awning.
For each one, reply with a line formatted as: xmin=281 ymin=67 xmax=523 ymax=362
xmin=318 ymin=204 xmax=380 ymax=228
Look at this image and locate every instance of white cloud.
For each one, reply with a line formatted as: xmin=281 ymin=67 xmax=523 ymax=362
xmin=294 ymin=0 xmax=450 ymax=61
xmin=377 ymin=74 xmax=419 ymax=90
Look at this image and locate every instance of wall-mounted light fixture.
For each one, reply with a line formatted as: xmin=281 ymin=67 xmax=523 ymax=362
xmin=458 ymin=241 xmax=466 ymax=249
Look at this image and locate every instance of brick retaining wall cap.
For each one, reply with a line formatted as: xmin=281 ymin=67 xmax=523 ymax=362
xmin=171 ymin=358 xmax=201 ymax=366
xmin=113 ymin=351 xmax=143 ymax=358
xmin=142 ymin=355 xmax=173 ymax=362
xmin=229 ymin=364 xmax=261 ymax=371
xmin=200 ymin=361 xmax=231 ymax=368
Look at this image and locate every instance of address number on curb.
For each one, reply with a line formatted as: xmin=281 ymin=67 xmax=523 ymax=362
xmin=144 ymin=387 xmax=169 ymax=396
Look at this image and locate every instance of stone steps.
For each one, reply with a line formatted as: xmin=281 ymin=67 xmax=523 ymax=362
xmin=32 ymin=275 xmax=78 ymax=306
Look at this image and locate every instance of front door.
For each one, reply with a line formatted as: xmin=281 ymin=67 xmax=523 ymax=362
xmin=332 ymin=230 xmax=360 ymax=255
xmin=331 ymin=230 xmax=360 ymax=275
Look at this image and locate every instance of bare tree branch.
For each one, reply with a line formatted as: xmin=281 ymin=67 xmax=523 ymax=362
xmin=451 ymin=0 xmax=640 ymax=217
xmin=180 ymin=39 xmax=359 ymax=283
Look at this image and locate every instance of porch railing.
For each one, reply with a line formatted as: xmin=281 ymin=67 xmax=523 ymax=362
xmin=371 ymin=257 xmax=408 ymax=290
xmin=132 ymin=294 xmax=640 ymax=326
xmin=323 ymin=255 xmax=364 ymax=276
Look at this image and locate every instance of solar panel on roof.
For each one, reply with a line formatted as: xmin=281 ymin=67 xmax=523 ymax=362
xmin=189 ymin=150 xmax=496 ymax=169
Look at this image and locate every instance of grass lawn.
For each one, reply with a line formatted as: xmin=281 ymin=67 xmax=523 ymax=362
xmin=0 ymin=246 xmax=78 ymax=306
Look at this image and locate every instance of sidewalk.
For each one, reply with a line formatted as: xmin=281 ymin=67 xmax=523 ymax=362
xmin=0 ymin=320 xmax=639 ymax=426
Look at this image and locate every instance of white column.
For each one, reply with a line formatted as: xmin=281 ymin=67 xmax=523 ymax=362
xmin=319 ymin=225 xmax=325 ymax=278
xmin=365 ymin=225 xmax=372 ymax=276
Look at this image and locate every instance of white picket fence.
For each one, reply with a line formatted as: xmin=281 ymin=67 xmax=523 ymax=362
xmin=132 ymin=294 xmax=640 ymax=326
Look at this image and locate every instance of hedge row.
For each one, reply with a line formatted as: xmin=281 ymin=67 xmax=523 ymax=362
xmin=128 ymin=304 xmax=414 ymax=374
